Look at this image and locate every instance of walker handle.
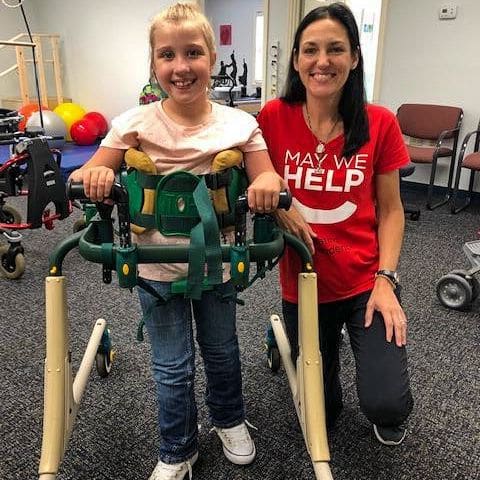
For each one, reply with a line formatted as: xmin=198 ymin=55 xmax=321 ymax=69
xmin=67 ymin=181 xmax=131 ymax=248
xmin=66 ymin=181 xmax=129 ymax=205
xmin=235 ymin=189 xmax=292 ymax=214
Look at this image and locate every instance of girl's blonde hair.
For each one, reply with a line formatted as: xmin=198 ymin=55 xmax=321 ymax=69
xmin=149 ymin=2 xmax=216 ymax=75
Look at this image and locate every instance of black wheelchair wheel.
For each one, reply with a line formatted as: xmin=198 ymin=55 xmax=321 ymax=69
xmin=1 ymin=205 xmax=22 ymax=224
xmin=450 ymin=269 xmax=480 ymax=300
xmin=436 ymin=273 xmax=472 ymax=310
xmin=0 ymin=245 xmax=25 ymax=279
xmin=72 ymin=218 xmax=86 ymax=233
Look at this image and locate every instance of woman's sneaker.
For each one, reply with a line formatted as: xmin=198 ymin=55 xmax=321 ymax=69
xmin=373 ymin=424 xmax=407 ymax=446
xmin=213 ymin=422 xmax=256 ymax=465
xmin=149 ymin=452 xmax=198 ymax=480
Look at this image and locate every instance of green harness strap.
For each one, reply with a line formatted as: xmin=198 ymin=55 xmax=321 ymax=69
xmin=186 ymin=178 xmax=223 ymax=300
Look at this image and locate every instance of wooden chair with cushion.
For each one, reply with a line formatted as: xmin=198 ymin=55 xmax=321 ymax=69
xmin=396 ymin=103 xmax=463 ymax=210
xmin=451 ymin=119 xmax=480 ymax=213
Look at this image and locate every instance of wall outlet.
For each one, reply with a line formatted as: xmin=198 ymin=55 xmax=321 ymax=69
xmin=439 ymin=5 xmax=457 ymax=20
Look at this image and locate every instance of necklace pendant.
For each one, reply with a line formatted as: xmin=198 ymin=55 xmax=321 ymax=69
xmin=316 ymin=142 xmax=325 ymax=154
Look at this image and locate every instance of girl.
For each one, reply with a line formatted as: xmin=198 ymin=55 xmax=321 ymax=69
xmin=70 ymin=3 xmax=284 ymax=479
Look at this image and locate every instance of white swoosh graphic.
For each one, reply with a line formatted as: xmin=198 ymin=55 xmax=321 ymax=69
xmin=292 ymin=198 xmax=357 ymax=224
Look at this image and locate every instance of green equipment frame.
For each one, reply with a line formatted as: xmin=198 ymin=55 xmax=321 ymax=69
xmin=38 ymin=181 xmax=332 ymax=480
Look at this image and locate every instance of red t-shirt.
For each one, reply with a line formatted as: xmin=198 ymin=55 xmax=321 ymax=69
xmin=257 ymin=99 xmax=409 ymax=303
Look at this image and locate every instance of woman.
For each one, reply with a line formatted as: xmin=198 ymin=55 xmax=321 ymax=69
xmin=257 ymin=2 xmax=413 ymax=446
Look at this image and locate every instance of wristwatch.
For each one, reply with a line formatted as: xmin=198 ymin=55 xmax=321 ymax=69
xmin=375 ymin=269 xmax=400 ymax=288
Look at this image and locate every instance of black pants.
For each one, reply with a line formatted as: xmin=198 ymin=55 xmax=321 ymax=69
xmin=282 ymin=289 xmax=413 ymax=428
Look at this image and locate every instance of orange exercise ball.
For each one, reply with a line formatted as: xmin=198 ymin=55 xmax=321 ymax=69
xmin=53 ymin=102 xmax=86 ymax=141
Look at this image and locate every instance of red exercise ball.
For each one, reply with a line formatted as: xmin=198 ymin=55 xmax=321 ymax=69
xmin=83 ymin=111 xmax=108 ymax=137
xmin=70 ymin=118 xmax=98 ymax=145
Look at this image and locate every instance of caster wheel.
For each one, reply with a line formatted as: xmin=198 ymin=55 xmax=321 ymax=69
xmin=436 ymin=273 xmax=472 ymax=310
xmin=0 ymin=245 xmax=25 ymax=279
xmin=96 ymin=328 xmax=114 ymax=378
xmin=1 ymin=205 xmax=22 ymax=224
xmin=450 ymin=269 xmax=480 ymax=300
xmin=95 ymin=350 xmax=114 ymax=378
xmin=72 ymin=218 xmax=86 ymax=233
xmin=267 ymin=346 xmax=281 ymax=373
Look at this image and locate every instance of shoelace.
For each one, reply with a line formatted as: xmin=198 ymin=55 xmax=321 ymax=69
xmin=153 ymin=457 xmax=194 ymax=480
xmin=244 ymin=419 xmax=258 ymax=431
xmin=185 ymin=460 xmax=193 ymax=480
xmin=209 ymin=419 xmax=258 ymax=441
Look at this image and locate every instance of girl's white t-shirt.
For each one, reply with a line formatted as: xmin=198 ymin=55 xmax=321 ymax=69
xmin=101 ymin=100 xmax=267 ymax=282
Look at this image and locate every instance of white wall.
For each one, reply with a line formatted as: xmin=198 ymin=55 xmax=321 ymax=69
xmin=205 ymin=0 xmax=263 ymax=94
xmin=379 ymin=0 xmax=480 ymax=190
xmin=29 ymin=0 xmax=176 ymax=121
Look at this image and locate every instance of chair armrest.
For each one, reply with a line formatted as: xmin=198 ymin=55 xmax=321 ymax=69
xmin=433 ymin=127 xmax=461 ymax=159
xmin=436 ymin=127 xmax=460 ymax=144
xmin=456 ymin=129 xmax=480 ymax=165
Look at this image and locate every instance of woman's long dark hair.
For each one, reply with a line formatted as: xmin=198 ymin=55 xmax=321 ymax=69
xmin=281 ymin=2 xmax=369 ymax=157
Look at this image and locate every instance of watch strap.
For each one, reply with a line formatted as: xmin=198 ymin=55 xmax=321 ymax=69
xmin=375 ymin=269 xmax=399 ymax=288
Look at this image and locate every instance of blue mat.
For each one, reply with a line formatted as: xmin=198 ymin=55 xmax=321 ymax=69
xmin=0 ymin=141 xmax=99 ymax=182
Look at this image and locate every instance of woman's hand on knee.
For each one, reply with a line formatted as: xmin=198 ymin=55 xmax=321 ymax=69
xmin=365 ymin=283 xmax=407 ymax=347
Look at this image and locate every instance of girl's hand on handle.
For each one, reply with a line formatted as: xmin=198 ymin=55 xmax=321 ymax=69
xmin=68 ymin=166 xmax=116 ymax=202
xmin=247 ymin=171 xmax=287 ymax=213
xmin=274 ymin=206 xmax=317 ymax=255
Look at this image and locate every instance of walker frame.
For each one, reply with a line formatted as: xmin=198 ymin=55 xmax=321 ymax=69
xmin=38 ymin=181 xmax=333 ymax=479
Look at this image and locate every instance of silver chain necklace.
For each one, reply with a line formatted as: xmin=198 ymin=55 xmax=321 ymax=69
xmin=305 ymin=104 xmax=340 ymax=156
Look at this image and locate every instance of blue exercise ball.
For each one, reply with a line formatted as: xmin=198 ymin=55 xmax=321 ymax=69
xmin=26 ymin=110 xmax=67 ymax=149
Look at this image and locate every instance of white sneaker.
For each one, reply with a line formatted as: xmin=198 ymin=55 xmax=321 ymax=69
xmin=213 ymin=422 xmax=256 ymax=465
xmin=149 ymin=452 xmax=198 ymax=480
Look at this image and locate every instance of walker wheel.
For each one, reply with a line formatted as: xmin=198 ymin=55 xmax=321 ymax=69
xmin=1 ymin=205 xmax=22 ymax=224
xmin=450 ymin=269 xmax=480 ymax=300
xmin=95 ymin=350 xmax=113 ymax=378
xmin=96 ymin=328 xmax=114 ymax=378
xmin=436 ymin=273 xmax=472 ymax=310
xmin=0 ymin=245 xmax=25 ymax=279
xmin=267 ymin=346 xmax=281 ymax=373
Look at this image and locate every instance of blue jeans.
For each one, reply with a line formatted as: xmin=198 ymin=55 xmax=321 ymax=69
xmin=138 ymin=279 xmax=245 ymax=464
